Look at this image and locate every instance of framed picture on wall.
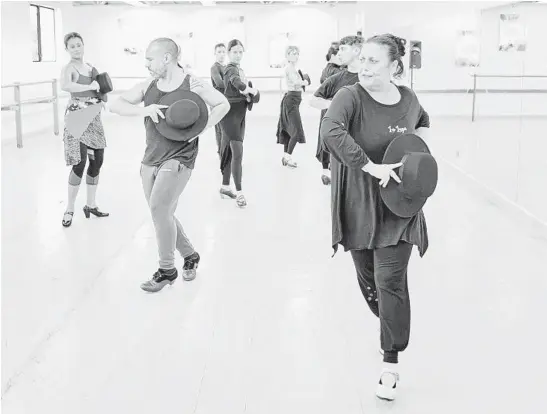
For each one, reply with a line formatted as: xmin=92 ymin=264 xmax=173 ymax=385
xmin=217 ymin=15 xmax=246 ymax=50
xmin=498 ymin=13 xmax=526 ymax=52
xmin=455 ymin=30 xmax=480 ymax=67
xmin=174 ymin=32 xmax=196 ymax=72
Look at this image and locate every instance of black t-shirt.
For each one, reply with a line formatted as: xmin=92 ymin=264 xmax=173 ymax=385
xmin=314 ymin=70 xmax=360 ymax=100
xmin=210 ymin=62 xmax=225 ymax=92
xmin=320 ymin=63 xmax=344 ymax=84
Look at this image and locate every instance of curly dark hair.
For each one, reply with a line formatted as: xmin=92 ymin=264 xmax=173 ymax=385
xmin=366 ymin=34 xmax=407 ymax=78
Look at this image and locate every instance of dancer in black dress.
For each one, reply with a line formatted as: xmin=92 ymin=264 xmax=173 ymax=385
xmin=210 ymin=43 xmax=226 ymax=155
xmin=310 ymin=36 xmax=363 ymax=185
xmin=218 ymin=39 xmax=259 ymax=208
xmin=314 ymin=42 xmax=344 ymax=183
xmin=276 ymin=45 xmax=310 ymax=168
xmin=320 ymin=34 xmax=431 ymax=401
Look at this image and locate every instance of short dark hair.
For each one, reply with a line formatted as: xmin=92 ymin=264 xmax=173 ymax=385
xmin=64 ymin=32 xmax=83 ymax=48
xmin=366 ymin=34 xmax=407 ymax=78
xmin=339 ymin=35 xmax=364 ymax=49
xmin=326 ymin=42 xmax=340 ymax=62
xmin=214 ymin=43 xmax=226 ymax=51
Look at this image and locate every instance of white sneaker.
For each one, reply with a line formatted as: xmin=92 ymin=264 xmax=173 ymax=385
xmin=376 ymin=368 xmax=399 ymax=401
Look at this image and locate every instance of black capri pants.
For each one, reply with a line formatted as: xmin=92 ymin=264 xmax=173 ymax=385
xmin=71 ymin=142 xmax=105 ymax=185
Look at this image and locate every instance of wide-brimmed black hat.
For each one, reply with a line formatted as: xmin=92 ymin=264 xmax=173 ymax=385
xmin=246 ymin=80 xmax=260 ymax=112
xmin=155 ymin=89 xmax=209 ymax=142
xmin=380 ymin=133 xmax=438 ymax=218
xmin=298 ymin=69 xmax=311 ymax=91
xmin=96 ymin=72 xmax=113 ymax=102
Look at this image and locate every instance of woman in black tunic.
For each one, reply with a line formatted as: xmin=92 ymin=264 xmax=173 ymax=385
xmin=219 ymin=39 xmax=258 ymax=208
xmin=321 ymin=34 xmax=431 ymax=402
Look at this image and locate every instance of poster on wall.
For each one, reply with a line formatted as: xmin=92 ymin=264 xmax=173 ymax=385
xmin=498 ymin=13 xmax=526 ymax=52
xmin=172 ymin=32 xmax=196 ymax=72
xmin=214 ymin=15 xmax=246 ymax=51
xmin=455 ymin=30 xmax=480 ymax=67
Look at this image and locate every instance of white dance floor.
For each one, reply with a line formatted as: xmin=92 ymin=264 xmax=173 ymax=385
xmin=2 ymin=101 xmax=546 ymax=413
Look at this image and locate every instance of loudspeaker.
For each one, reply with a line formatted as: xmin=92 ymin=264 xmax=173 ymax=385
xmin=410 ymin=40 xmax=422 ymax=69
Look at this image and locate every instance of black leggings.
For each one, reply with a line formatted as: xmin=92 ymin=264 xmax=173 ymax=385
xmin=283 ymin=137 xmax=298 ymax=155
xmin=71 ymin=142 xmax=104 ymax=185
xmin=350 ymin=242 xmax=413 ymax=364
xmin=321 ymin=153 xmax=330 ymax=170
xmin=221 ymin=141 xmax=244 ymax=191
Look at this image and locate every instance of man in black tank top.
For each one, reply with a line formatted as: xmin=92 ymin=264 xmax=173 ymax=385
xmin=109 ymin=38 xmax=230 ymax=293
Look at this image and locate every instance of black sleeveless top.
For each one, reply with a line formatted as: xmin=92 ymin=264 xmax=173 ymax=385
xmin=142 ymin=75 xmax=199 ymax=168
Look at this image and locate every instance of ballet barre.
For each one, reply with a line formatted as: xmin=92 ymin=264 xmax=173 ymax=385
xmin=1 ymin=79 xmax=60 ymax=148
xmin=470 ymin=74 xmax=547 ymax=122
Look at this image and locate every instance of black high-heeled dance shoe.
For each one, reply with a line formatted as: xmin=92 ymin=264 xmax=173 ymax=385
xmin=83 ymin=205 xmax=109 ymax=219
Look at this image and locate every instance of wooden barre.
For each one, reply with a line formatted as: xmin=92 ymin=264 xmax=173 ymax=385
xmin=1 ymin=96 xmax=57 ymax=111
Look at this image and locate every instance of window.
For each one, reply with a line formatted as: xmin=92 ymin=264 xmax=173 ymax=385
xmin=30 ymin=4 xmax=57 ymax=62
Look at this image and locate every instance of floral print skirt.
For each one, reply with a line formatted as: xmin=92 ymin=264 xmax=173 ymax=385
xmin=63 ymin=97 xmax=106 ymax=166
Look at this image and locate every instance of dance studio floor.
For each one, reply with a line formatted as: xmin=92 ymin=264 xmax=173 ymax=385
xmin=2 ymin=99 xmax=547 ymax=413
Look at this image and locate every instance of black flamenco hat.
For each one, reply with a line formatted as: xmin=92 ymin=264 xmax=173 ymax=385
xmin=155 ymin=89 xmax=209 ymax=142
xmin=380 ymin=133 xmax=438 ymax=218
xmin=246 ymin=80 xmax=260 ymax=111
xmin=96 ymin=72 xmax=113 ymax=102
xmin=298 ymin=69 xmax=311 ymax=91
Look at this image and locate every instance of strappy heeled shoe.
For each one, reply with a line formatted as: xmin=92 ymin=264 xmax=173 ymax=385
xmin=83 ymin=205 xmax=109 ymax=219
xmin=62 ymin=211 xmax=74 ymax=227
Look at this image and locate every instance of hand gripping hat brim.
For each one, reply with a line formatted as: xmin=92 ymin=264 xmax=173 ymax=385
xmin=380 ymin=133 xmax=438 ymax=218
xmin=155 ymin=89 xmax=209 ymax=142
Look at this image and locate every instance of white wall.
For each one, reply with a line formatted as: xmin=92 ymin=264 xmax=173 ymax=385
xmin=58 ymin=2 xmax=357 ymax=85
xmin=2 ymin=1 xmax=546 ymax=141
xmin=386 ymin=1 xmax=547 ymax=224
xmin=1 ymin=1 xmax=65 ymax=85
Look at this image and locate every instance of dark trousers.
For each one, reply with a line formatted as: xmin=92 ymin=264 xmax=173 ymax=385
xmin=350 ymin=241 xmax=413 ymax=364
xmin=215 ymin=123 xmax=222 ymax=155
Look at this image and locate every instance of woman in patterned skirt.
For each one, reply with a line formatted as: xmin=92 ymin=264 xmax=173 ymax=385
xmin=60 ymin=32 xmax=109 ymax=227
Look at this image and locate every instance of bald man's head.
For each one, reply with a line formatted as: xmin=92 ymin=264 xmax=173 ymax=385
xmin=145 ymin=37 xmax=181 ymax=79
xmin=149 ymin=38 xmax=180 ymax=60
